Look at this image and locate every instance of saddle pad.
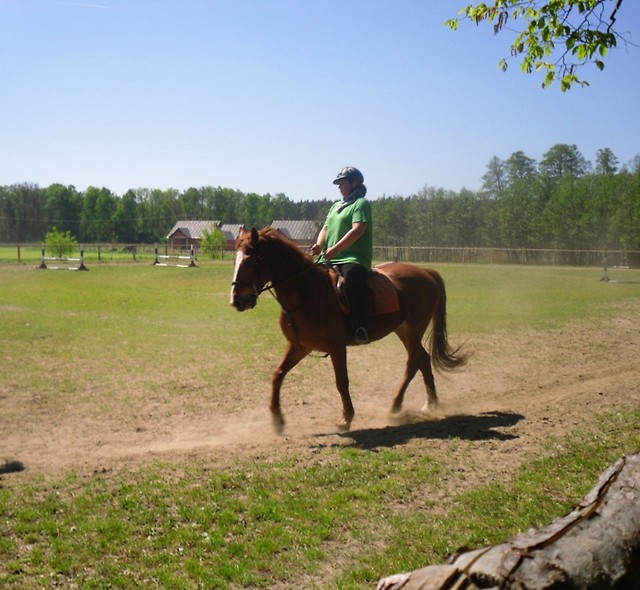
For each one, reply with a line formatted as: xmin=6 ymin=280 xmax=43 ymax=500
xmin=369 ymin=269 xmax=400 ymax=316
xmin=328 ymin=266 xmax=400 ymax=316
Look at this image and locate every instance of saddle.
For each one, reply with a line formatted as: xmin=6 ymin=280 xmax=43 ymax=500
xmin=328 ymin=265 xmax=400 ymax=316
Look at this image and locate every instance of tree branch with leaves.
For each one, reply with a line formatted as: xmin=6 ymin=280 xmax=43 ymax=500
xmin=447 ymin=0 xmax=633 ymax=90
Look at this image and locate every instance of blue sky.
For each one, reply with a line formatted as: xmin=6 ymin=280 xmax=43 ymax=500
xmin=1 ymin=0 xmax=638 ymax=201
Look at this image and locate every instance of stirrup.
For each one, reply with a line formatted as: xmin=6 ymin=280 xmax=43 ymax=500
xmin=355 ymin=327 xmax=370 ymax=345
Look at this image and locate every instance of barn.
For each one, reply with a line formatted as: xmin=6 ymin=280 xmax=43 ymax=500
xmin=270 ymin=220 xmax=321 ymax=249
xmin=167 ymin=220 xmax=220 ymax=250
xmin=220 ymin=224 xmax=246 ymax=251
xmin=167 ymin=220 xmax=321 ymax=252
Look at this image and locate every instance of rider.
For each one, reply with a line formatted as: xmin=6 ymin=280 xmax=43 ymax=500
xmin=310 ymin=166 xmax=373 ymax=344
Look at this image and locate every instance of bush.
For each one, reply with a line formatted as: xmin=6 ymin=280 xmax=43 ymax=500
xmin=201 ymin=228 xmax=226 ymax=259
xmin=45 ymin=227 xmax=78 ymax=258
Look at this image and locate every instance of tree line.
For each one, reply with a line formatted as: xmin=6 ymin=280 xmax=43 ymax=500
xmin=1 ymin=144 xmax=639 ymax=255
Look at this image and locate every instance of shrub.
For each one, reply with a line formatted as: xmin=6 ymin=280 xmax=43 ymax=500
xmin=45 ymin=227 xmax=78 ymax=258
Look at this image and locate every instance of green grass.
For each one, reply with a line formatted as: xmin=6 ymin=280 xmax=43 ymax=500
xmin=0 ymin=261 xmax=639 ymax=588
xmin=441 ymin=263 xmax=640 ymax=332
xmin=1 ymin=411 xmax=638 ymax=589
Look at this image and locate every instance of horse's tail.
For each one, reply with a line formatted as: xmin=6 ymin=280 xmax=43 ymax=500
xmin=429 ymin=270 xmax=467 ymax=372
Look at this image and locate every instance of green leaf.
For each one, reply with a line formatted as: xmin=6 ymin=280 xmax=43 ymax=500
xmin=445 ymin=18 xmax=459 ymax=31
xmin=543 ymin=70 xmax=555 ymax=88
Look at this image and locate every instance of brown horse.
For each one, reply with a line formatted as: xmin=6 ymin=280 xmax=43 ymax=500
xmin=230 ymin=227 xmax=466 ymax=433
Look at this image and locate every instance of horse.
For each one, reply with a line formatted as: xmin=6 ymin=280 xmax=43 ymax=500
xmin=230 ymin=226 xmax=466 ymax=433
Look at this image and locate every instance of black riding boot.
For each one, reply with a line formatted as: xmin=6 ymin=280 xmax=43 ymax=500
xmin=339 ymin=263 xmax=371 ymax=345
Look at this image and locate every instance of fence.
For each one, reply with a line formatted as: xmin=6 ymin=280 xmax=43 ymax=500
xmin=1 ymin=243 xmax=639 ymax=268
xmin=37 ymin=243 xmax=89 ymax=271
xmin=372 ymin=246 xmax=640 ymax=268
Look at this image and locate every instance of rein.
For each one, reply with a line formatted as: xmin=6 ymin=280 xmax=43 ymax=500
xmin=259 ymin=262 xmax=316 ymax=309
xmin=232 ymin=256 xmax=320 ymax=298
xmin=247 ymin=258 xmax=328 ymax=357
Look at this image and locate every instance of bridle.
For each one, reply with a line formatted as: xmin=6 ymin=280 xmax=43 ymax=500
xmin=230 ymin=252 xmax=270 ymax=299
xmin=231 ymin=248 xmax=318 ymax=304
xmin=231 ymin=246 xmax=328 ymax=356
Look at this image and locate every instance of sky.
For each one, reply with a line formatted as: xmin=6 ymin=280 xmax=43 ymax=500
xmin=1 ymin=0 xmax=638 ymax=201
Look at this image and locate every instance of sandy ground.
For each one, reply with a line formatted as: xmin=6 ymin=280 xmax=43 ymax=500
xmin=1 ymin=305 xmax=639 ymax=486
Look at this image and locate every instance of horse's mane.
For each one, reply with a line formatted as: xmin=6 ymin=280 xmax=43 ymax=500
xmin=258 ymin=227 xmax=318 ymax=272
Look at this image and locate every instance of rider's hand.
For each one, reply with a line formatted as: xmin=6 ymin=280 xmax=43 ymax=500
xmin=310 ymin=243 xmax=322 ymax=256
xmin=323 ymin=247 xmax=336 ymax=260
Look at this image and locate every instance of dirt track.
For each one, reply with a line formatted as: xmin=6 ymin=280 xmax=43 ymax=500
xmin=2 ymin=303 xmax=639 ymax=486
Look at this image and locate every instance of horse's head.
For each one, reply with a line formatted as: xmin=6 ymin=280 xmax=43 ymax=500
xmin=230 ymin=227 xmax=268 ymax=311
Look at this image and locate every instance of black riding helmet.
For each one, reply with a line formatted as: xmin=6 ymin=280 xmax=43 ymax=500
xmin=333 ymin=166 xmax=364 ymax=186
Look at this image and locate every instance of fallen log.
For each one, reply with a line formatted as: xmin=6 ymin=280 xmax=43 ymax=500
xmin=376 ymin=452 xmax=640 ymax=590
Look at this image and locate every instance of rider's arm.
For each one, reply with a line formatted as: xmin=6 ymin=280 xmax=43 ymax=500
xmin=324 ymin=222 xmax=367 ymax=260
xmin=310 ymin=226 xmax=327 ymax=256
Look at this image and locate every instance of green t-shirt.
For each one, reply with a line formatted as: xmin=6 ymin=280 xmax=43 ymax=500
xmin=322 ymin=197 xmax=373 ymax=269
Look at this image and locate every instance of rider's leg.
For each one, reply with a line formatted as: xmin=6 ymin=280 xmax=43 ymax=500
xmin=341 ymin=263 xmax=371 ymax=344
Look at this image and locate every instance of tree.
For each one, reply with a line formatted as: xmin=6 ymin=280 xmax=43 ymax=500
xmin=497 ymin=177 xmax=545 ymax=251
xmin=624 ymin=154 xmax=640 ymax=175
xmin=2 ymin=183 xmax=47 ymax=242
xmin=540 ymin=143 xmax=589 ymax=179
xmin=240 ymin=192 xmax=262 ymax=228
xmin=504 ymin=150 xmax=538 ymax=184
xmin=113 ymin=190 xmax=139 ymax=243
xmin=595 ymin=147 xmax=619 ymax=174
xmin=45 ymin=227 xmax=78 ymax=258
xmin=180 ymin=187 xmax=205 ymax=219
xmin=448 ymin=188 xmax=481 ymax=247
xmin=481 ymin=156 xmax=507 ymax=199
xmin=447 ymin=1 xmax=631 ymax=90
xmin=80 ymin=186 xmax=116 ymax=243
xmin=201 ymin=227 xmax=226 ymax=259
xmin=45 ymin=183 xmax=80 ymax=236
xmin=372 ymin=196 xmax=408 ymax=246
xmin=377 ymin=453 xmax=640 ymax=590
xmin=406 ymin=188 xmax=457 ymax=247
xmin=270 ymin=193 xmax=295 ymax=220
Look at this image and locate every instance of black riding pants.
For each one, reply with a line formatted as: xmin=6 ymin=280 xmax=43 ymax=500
xmin=333 ymin=263 xmax=371 ymax=330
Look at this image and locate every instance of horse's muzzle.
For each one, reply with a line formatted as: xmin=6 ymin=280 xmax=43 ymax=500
xmin=230 ymin=293 xmax=258 ymax=311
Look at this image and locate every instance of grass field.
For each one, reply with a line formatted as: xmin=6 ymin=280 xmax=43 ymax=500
xmin=1 ymin=261 xmax=639 ymax=589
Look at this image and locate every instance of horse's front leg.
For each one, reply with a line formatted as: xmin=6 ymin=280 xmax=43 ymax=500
xmin=271 ymin=341 xmax=309 ymax=434
xmin=329 ymin=347 xmax=355 ymax=432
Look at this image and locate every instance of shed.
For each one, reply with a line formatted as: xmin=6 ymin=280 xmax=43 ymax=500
xmin=270 ymin=220 xmax=321 ymax=249
xmin=167 ymin=220 xmax=220 ymax=250
xmin=220 ymin=224 xmax=246 ymax=250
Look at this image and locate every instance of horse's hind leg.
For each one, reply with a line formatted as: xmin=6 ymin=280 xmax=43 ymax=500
xmin=418 ymin=346 xmax=438 ymax=413
xmin=391 ymin=326 xmax=437 ymax=414
xmin=271 ymin=341 xmax=309 ymax=434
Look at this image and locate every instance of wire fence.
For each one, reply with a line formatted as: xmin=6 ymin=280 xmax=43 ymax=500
xmin=0 ymin=243 xmax=228 ymax=265
xmin=372 ymin=246 xmax=640 ymax=268
xmin=1 ymin=242 xmax=639 ymax=269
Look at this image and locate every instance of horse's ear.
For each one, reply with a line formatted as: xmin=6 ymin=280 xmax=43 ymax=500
xmin=236 ymin=227 xmax=248 ymax=247
xmin=250 ymin=227 xmax=259 ymax=246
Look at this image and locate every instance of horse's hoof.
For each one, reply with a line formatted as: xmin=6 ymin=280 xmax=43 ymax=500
xmin=421 ymin=401 xmax=439 ymax=414
xmin=336 ymin=419 xmax=352 ymax=433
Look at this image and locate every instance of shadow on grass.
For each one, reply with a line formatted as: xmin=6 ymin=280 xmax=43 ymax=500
xmin=337 ymin=411 xmax=524 ymax=450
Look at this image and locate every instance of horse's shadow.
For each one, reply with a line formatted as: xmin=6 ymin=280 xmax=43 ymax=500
xmin=0 ymin=459 xmax=25 ymax=475
xmin=335 ymin=411 xmax=524 ymax=450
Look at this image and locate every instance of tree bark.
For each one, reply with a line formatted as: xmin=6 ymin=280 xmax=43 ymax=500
xmin=376 ymin=452 xmax=640 ymax=590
